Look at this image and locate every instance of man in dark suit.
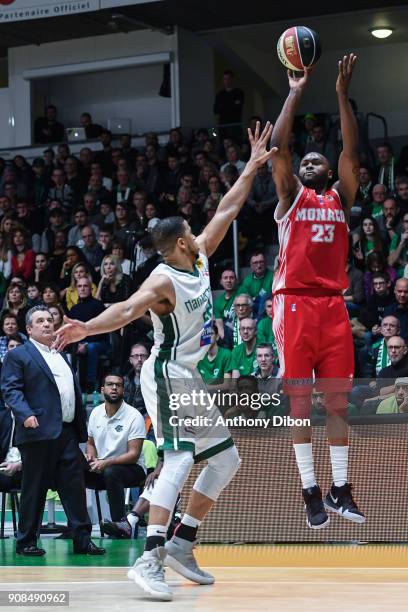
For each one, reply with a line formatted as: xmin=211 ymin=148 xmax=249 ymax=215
xmin=1 ymin=305 xmax=105 ymax=557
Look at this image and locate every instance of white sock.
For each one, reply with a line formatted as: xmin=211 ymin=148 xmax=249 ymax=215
xmin=181 ymin=513 xmax=201 ymax=529
xmin=127 ymin=513 xmax=140 ymax=529
xmin=146 ymin=524 xmax=167 ymax=539
xmin=330 ymin=445 xmax=348 ymax=487
xmin=293 ymin=443 xmax=316 ymax=489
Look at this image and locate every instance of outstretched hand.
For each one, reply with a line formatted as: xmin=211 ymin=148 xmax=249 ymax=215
xmin=52 ymin=315 xmax=88 ymax=352
xmin=287 ymin=67 xmax=312 ymax=93
xmin=336 ymin=53 xmax=357 ymax=95
xmin=247 ymin=121 xmax=274 ymax=169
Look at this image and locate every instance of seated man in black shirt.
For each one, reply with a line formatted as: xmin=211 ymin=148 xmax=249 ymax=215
xmin=34 ymin=105 xmax=65 ymax=144
xmin=69 ymin=278 xmax=111 ymax=393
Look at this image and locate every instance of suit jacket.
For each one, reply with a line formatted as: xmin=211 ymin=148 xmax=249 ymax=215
xmin=1 ymin=342 xmax=87 ymax=446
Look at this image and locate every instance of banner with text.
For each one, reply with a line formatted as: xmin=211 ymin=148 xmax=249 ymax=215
xmin=0 ymin=0 xmax=162 ymax=22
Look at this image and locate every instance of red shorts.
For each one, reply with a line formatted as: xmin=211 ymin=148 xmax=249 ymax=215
xmin=272 ymin=292 xmax=354 ymax=396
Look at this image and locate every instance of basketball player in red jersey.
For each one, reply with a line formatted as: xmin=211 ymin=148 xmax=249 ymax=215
xmin=270 ymin=54 xmax=365 ymax=528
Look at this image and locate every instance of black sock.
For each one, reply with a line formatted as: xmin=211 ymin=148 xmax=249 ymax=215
xmin=145 ymin=536 xmax=166 ymax=551
xmin=174 ymin=523 xmax=198 ymax=542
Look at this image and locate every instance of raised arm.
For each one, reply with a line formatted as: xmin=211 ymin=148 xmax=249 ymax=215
xmin=334 ymin=54 xmax=359 ymax=208
xmin=53 ymin=274 xmax=173 ymax=351
xmin=196 ymin=121 xmax=273 ymax=257
xmin=271 ymin=70 xmax=311 ymax=220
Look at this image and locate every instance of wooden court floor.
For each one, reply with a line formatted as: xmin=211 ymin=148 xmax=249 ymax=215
xmin=2 ymin=542 xmax=408 ymax=611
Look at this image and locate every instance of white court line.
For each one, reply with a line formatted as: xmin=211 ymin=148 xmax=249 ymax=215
xmin=2 ymin=580 xmax=408 ymax=586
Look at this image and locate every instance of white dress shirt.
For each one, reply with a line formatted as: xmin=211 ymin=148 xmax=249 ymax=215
xmin=30 ymin=338 xmax=76 ymax=423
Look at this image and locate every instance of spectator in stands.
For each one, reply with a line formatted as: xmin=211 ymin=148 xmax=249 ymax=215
xmin=70 ymin=277 xmax=111 ymax=393
xmin=34 ymin=105 xmax=65 ymax=144
xmin=0 ymin=230 xmax=11 ymax=305
xmin=356 ymin=166 xmax=374 ymax=207
xmin=11 ymin=229 xmax=35 ymax=281
xmin=99 ymin=202 xmax=115 ymax=226
xmin=81 ymin=225 xmax=104 ymax=272
xmin=32 ymin=157 xmax=51 ymax=208
xmin=366 ymin=183 xmax=387 ymax=221
xmin=377 ymin=377 xmax=408 ymax=414
xmin=214 ymin=269 xmax=240 ymax=340
xmin=16 ymin=201 xmax=42 ymax=251
xmin=0 ymin=313 xmax=27 ymax=361
xmin=79 ymin=112 xmax=103 ymax=139
xmin=42 ymin=147 xmax=55 ymax=172
xmin=222 ymin=293 xmax=253 ymax=349
xmin=113 ymin=169 xmax=134 ymax=206
xmin=82 ymin=192 xmax=103 ymax=228
xmin=111 ymin=239 xmax=131 ymax=276
xmin=96 ymin=255 xmax=130 ymax=305
xmin=112 ymin=202 xmax=137 ymax=248
xmin=48 ymin=304 xmax=65 ymax=331
xmin=64 ymin=262 xmax=97 ymax=311
xmin=376 ymin=197 xmax=400 ymax=246
xmin=221 ymin=145 xmax=246 ymax=175
xmin=64 ymin=156 xmax=87 ymax=205
xmin=58 ymin=246 xmax=87 ymax=290
xmin=98 ymin=225 xmax=114 ymax=254
xmin=376 ymin=143 xmax=395 ymax=192
xmin=131 ymin=191 xmax=148 ymax=230
xmin=68 ymin=209 xmax=91 ymax=247
xmin=213 ymin=69 xmax=244 ymax=142
xmin=256 ymin=296 xmax=277 ymax=358
xmin=388 ymin=211 xmax=408 ymax=276
xmin=229 ymin=317 xmax=258 ymax=378
xmin=357 ymin=315 xmax=400 ymax=378
xmin=356 ymin=274 xmax=396 ymax=340
xmin=344 ymin=258 xmax=365 ymax=316
xmin=239 ymin=251 xmax=273 ymax=319
xmin=79 ymin=147 xmax=94 ymax=180
xmin=48 ymin=168 xmax=74 ymax=211
xmin=0 ymin=197 xmax=13 ymax=222
xmin=395 ymin=177 xmax=408 ymax=214
xmin=305 ymin=124 xmax=337 ymax=171
xmin=364 ymin=252 xmax=397 ymax=299
xmin=352 ymin=216 xmax=386 ymax=268
xmin=247 ymin=164 xmax=278 ymax=244
xmin=1 ymin=283 xmax=29 ymax=333
xmin=31 ymin=252 xmax=52 ymax=286
xmin=2 ymin=182 xmax=18 ymax=209
xmin=41 ymin=284 xmax=62 ymax=309
xmin=119 ymin=134 xmax=137 ymax=166
xmin=95 ymin=129 xmax=114 ymax=177
xmin=161 ymin=153 xmax=183 ymax=198
xmin=132 ymin=235 xmax=161 ymax=289
xmin=124 ymin=343 xmax=149 ymax=414
xmin=384 ymin=279 xmax=408 ymax=341
xmin=27 ymin=282 xmax=41 ymax=307
xmin=202 ymin=175 xmax=224 ymax=212
xmin=255 ymin=343 xmax=280 ymax=381
xmin=85 ymin=372 xmax=146 ymax=522
xmin=47 ymin=232 xmax=68 ymax=280
xmin=40 ymin=208 xmax=67 ymax=254
xmin=197 ymin=323 xmax=231 ymax=385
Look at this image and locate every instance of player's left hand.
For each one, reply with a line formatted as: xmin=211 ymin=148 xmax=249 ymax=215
xmin=336 ymin=53 xmax=357 ymax=95
xmin=246 ymin=121 xmax=274 ymax=170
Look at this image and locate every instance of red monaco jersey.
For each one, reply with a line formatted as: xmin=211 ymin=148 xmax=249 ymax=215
xmin=273 ymin=186 xmax=349 ymax=293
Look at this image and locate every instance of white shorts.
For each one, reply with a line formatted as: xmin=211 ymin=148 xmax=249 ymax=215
xmin=140 ymin=354 xmax=233 ymax=462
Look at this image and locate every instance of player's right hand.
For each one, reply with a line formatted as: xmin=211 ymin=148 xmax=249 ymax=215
xmin=24 ymin=416 xmax=39 ymax=428
xmin=52 ymin=316 xmax=88 ymax=352
xmin=287 ymin=67 xmax=312 ymax=92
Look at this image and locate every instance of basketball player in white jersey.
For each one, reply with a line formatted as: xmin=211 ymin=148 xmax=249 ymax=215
xmin=54 ymin=121 xmax=274 ymax=601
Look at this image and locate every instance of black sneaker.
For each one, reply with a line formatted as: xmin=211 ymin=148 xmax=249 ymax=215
xmin=302 ymin=485 xmax=330 ymax=529
xmin=101 ymin=517 xmax=137 ymax=539
xmin=324 ymin=483 xmax=366 ymax=523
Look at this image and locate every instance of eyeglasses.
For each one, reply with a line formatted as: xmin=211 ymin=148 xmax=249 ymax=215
xmin=235 ymin=303 xmax=250 ymax=308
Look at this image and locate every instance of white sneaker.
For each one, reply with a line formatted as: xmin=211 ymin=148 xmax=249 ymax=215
xmin=127 ymin=547 xmax=173 ymax=601
xmin=165 ymin=536 xmax=214 ymax=585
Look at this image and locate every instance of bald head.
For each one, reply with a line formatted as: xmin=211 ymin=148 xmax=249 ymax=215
xmin=395 ymin=279 xmax=408 ymax=306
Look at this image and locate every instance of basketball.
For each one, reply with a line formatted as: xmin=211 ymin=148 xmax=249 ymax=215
xmin=277 ymin=26 xmax=321 ymax=71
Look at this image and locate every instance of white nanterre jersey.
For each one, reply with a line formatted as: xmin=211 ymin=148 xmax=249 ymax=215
xmin=149 ymin=253 xmax=213 ymax=366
